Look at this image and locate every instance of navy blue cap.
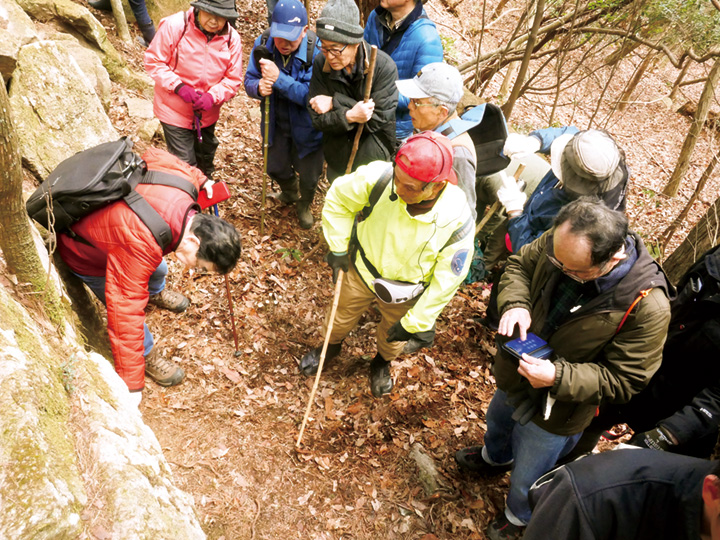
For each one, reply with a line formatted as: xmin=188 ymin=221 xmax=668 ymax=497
xmin=270 ymin=0 xmax=308 ymax=41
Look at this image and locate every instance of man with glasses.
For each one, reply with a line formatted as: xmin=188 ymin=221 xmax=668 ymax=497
xmin=395 ymin=63 xmax=477 ymax=216
xmin=455 ymin=198 xmax=672 ymax=540
xmin=308 ymin=0 xmax=399 ymax=181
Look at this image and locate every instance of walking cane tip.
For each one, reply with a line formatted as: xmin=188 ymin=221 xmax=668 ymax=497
xmin=234 ymin=351 xmax=242 ymax=357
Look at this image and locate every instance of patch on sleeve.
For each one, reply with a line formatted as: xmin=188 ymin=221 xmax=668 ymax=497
xmin=451 ymin=249 xmax=470 ymax=276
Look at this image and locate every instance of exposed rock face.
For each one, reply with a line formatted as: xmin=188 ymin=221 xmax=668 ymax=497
xmin=49 ymin=32 xmax=113 ymax=111
xmin=0 ymin=274 xmax=206 ymax=540
xmin=8 ymin=40 xmax=117 ymax=178
xmin=0 ymin=0 xmax=38 ymax=81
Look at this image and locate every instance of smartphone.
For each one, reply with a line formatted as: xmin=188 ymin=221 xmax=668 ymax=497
xmin=197 ymin=181 xmax=231 ymax=209
xmin=502 ymin=333 xmax=554 ymax=360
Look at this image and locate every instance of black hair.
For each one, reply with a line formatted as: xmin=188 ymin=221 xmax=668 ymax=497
xmin=190 ymin=213 xmax=241 ymax=274
xmin=554 ymin=196 xmax=628 ymax=265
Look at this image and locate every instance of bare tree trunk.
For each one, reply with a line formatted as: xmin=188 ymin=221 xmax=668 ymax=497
xmin=669 ymin=60 xmax=691 ymax=101
xmin=502 ymin=0 xmax=545 ymax=119
xmin=0 ymin=75 xmax=63 ymax=322
xmin=663 ymin=58 xmax=720 ymax=197
xmin=498 ymin=61 xmax=518 ymax=102
xmin=110 ymin=0 xmax=132 ymax=43
xmin=663 ymin=195 xmax=720 ymax=284
xmin=661 ymin=149 xmax=720 ymax=251
xmin=616 ymin=51 xmax=657 ymax=112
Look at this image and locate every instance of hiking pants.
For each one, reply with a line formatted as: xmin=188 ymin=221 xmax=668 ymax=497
xmin=321 ymin=266 xmax=418 ymax=362
xmin=162 ymin=121 xmax=219 ymax=179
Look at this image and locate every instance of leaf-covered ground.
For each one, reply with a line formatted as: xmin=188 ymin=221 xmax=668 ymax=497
xmin=89 ymin=0 xmax=720 ymax=538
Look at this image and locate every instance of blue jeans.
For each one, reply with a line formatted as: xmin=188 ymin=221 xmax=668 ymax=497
xmin=74 ymin=260 xmax=168 ymax=356
xmin=485 ymin=389 xmax=582 ymax=524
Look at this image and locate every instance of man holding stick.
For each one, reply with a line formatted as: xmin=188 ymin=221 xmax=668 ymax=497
xmin=299 ymin=132 xmax=474 ymax=397
xmin=308 ymin=0 xmax=399 ymax=182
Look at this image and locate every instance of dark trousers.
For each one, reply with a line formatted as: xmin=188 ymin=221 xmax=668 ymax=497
xmin=162 ymin=121 xmax=219 ymax=179
xmin=267 ymin=132 xmax=323 ymax=195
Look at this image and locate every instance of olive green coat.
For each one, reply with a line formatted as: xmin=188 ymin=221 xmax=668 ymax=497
xmin=494 ymin=230 xmax=672 ymax=436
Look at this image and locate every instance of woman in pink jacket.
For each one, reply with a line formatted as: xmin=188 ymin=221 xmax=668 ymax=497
xmin=144 ymin=0 xmax=243 ymax=179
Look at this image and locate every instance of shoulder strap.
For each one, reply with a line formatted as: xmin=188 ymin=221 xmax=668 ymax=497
xmin=304 ymin=29 xmax=317 ymax=67
xmin=124 ymin=170 xmax=200 ymax=251
xmin=172 ymin=11 xmax=190 ymax=71
xmin=261 ymin=28 xmax=271 ymax=47
xmin=615 ymin=288 xmax=652 ymax=335
xmin=442 ymin=215 xmax=474 ymax=250
xmin=358 ymin=164 xmax=394 ymax=220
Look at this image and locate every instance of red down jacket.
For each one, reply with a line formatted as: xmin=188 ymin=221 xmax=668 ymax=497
xmin=58 ymin=148 xmax=207 ymax=391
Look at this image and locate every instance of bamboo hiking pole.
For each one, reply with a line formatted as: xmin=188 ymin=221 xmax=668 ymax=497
xmin=260 ymin=96 xmax=270 ymax=236
xmin=475 ymin=163 xmax=526 ymax=235
xmin=296 ymin=270 xmax=344 ymax=447
xmin=345 ymin=46 xmax=378 ymax=174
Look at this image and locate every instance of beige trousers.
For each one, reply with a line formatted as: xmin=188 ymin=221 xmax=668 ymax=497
xmin=321 ymin=266 xmax=418 ymax=361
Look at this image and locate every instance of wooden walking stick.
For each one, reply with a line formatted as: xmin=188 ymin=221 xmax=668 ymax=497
xmin=296 ymin=270 xmax=344 ymax=448
xmin=475 ymin=163 xmax=526 ymax=235
xmin=345 ymin=45 xmax=378 ymax=174
xmin=253 ymin=45 xmax=274 ymax=236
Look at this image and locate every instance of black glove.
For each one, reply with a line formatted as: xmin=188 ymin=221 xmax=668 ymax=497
xmin=628 ymin=426 xmax=676 ymax=452
xmin=387 ymin=322 xmax=435 ymax=354
xmin=508 ymin=387 xmax=547 ymax=426
xmin=325 ymin=252 xmax=349 ymax=283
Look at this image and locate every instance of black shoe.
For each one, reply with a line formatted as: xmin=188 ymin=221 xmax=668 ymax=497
xmin=369 ymin=354 xmax=393 ymax=397
xmin=486 ymin=513 xmax=524 ymax=540
xmin=455 ymin=446 xmax=513 ymax=475
xmin=299 ymin=342 xmax=341 ymax=376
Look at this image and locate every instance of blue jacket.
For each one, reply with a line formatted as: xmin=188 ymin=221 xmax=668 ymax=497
xmin=244 ymin=31 xmax=323 ymax=158
xmin=364 ymin=3 xmax=443 ymax=139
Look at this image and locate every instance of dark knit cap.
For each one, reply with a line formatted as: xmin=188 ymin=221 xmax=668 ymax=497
xmin=316 ymin=0 xmax=364 ymax=44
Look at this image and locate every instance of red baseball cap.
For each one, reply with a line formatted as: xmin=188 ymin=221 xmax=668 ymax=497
xmin=395 ymin=131 xmax=458 ymax=185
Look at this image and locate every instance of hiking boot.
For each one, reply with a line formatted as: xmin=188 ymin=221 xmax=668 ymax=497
xmin=296 ymin=201 xmax=314 ymax=229
xmin=300 ymin=342 xmax=342 ymax=376
xmin=486 ymin=513 xmax=525 ymax=540
xmin=455 ymin=446 xmax=513 ymax=476
xmin=145 ymin=350 xmax=185 ymax=387
xmin=148 ymin=289 xmax=189 ymax=313
xmin=278 ymin=190 xmax=300 ymax=204
xmin=369 ymin=354 xmax=393 ymax=397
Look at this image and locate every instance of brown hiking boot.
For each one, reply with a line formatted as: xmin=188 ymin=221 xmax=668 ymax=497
xmin=144 ymin=350 xmax=185 ymax=387
xmin=148 ymin=289 xmax=189 ymax=313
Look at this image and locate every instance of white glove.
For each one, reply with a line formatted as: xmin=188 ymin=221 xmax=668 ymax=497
xmin=127 ymin=390 xmax=142 ymax=409
xmin=202 ymin=180 xmax=215 ymax=199
xmin=497 ymin=182 xmax=527 ymax=215
xmin=503 ymin=133 xmax=541 ymax=159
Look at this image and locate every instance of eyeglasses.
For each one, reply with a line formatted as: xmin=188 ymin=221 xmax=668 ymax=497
xmin=320 ymin=43 xmax=349 ymax=57
xmin=409 ymin=98 xmax=441 ymax=109
xmin=546 ymin=253 xmax=610 ymax=284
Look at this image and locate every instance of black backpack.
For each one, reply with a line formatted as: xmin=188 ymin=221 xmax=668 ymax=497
xmin=436 ymin=102 xmax=511 ymax=177
xmin=26 ymin=137 xmax=199 ymax=250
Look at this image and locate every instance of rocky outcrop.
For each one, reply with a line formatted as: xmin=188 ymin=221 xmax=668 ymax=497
xmin=9 ymin=40 xmax=118 ymax=178
xmin=0 ymin=262 xmax=205 ymax=540
xmin=0 ymin=0 xmax=38 ymax=81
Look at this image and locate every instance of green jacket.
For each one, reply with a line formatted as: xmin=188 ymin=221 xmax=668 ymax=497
xmin=322 ymin=161 xmax=474 ymax=333
xmin=494 ymin=230 xmax=672 ymax=435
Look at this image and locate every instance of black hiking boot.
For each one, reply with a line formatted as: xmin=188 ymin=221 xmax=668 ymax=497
xmin=369 ymin=354 xmax=393 ymax=397
xmin=455 ymin=445 xmax=513 ymax=476
xmin=299 ymin=342 xmax=342 ymax=376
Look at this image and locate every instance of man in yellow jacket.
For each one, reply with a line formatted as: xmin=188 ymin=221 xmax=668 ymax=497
xmin=300 ymin=131 xmax=474 ymax=397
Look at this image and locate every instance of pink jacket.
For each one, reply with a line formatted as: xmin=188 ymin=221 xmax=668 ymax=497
xmin=144 ymin=8 xmax=243 ymax=129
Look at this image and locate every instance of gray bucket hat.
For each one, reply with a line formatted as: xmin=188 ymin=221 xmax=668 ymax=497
xmin=316 ymin=0 xmax=364 ymax=44
xmin=552 ymin=130 xmax=624 ymax=196
xmin=191 ymin=0 xmax=239 ymax=21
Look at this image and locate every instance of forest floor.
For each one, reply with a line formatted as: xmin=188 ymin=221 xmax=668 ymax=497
xmin=86 ymin=0 xmax=720 ymax=538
